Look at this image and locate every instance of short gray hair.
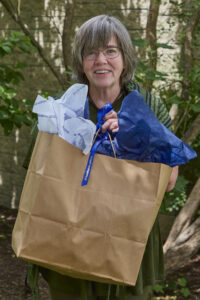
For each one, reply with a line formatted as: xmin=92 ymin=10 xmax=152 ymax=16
xmin=72 ymin=15 xmax=137 ymax=86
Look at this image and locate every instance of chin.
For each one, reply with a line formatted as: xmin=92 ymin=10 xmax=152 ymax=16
xmin=93 ymin=81 xmax=114 ymax=89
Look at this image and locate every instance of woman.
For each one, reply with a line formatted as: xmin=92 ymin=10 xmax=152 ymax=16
xmin=25 ymin=15 xmax=178 ymax=300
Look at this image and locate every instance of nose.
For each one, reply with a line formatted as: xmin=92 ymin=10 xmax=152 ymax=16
xmin=95 ymin=51 xmax=107 ymax=63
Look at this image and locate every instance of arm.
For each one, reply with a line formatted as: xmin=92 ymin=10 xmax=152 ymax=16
xmin=166 ymin=165 xmax=179 ymax=192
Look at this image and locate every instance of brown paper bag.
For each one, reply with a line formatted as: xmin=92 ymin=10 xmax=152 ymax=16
xmin=12 ymin=131 xmax=172 ymax=286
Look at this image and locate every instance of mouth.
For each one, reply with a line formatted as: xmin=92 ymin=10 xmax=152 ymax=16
xmin=94 ymin=70 xmax=111 ymax=74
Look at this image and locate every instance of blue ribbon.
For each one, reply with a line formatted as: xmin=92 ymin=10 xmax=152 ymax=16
xmin=81 ymin=103 xmax=113 ymax=186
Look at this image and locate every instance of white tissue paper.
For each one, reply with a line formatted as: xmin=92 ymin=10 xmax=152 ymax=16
xmin=32 ymin=84 xmax=96 ymax=154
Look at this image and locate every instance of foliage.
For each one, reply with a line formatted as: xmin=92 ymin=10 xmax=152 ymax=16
xmin=132 ymin=22 xmax=200 ymax=213
xmin=132 ymin=37 xmax=171 ymax=88
xmin=164 ymin=175 xmax=189 ymax=213
xmin=0 ymin=31 xmax=36 ymax=135
xmin=153 ymin=275 xmax=191 ymax=299
xmin=160 ymin=66 xmax=200 ymax=137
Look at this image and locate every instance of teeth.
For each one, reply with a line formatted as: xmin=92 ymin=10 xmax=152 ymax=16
xmin=95 ymin=70 xmax=109 ymax=74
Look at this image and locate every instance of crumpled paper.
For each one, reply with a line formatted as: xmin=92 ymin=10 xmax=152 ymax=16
xmin=95 ymin=90 xmax=197 ymax=167
xmin=33 ymin=84 xmax=96 ymax=154
xmin=32 ymin=84 xmax=197 ymax=166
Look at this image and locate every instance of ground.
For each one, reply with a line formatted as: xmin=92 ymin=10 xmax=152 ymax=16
xmin=0 ymin=206 xmax=50 ymax=300
xmin=0 ymin=205 xmax=199 ymax=300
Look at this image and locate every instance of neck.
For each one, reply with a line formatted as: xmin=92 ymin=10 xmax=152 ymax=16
xmin=89 ymin=85 xmax=121 ymax=108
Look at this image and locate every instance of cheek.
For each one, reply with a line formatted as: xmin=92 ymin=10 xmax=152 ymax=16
xmin=117 ymin=62 xmax=125 ymax=76
xmin=116 ymin=57 xmax=126 ymax=74
xmin=83 ymin=61 xmax=92 ymax=75
xmin=82 ymin=62 xmax=87 ymax=75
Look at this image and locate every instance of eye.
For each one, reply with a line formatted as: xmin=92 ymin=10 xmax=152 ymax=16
xmin=88 ymin=50 xmax=96 ymax=55
xmin=84 ymin=49 xmax=97 ymax=59
xmin=106 ymin=48 xmax=117 ymax=54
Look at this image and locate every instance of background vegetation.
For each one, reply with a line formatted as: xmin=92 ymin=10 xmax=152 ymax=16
xmin=0 ymin=0 xmax=200 ymax=298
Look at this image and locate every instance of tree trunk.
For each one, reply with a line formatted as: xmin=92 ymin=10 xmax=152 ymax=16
xmin=182 ymin=113 xmax=200 ymax=145
xmin=62 ymin=0 xmax=76 ymax=83
xmin=164 ymin=178 xmax=200 ymax=274
xmin=164 ymin=9 xmax=200 ymax=273
xmin=145 ymin=0 xmax=161 ymax=92
xmin=174 ymin=6 xmax=200 ymax=133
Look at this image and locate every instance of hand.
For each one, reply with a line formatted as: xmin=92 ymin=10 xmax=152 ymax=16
xmin=166 ymin=166 xmax=179 ymax=192
xmin=101 ymin=110 xmax=119 ymax=133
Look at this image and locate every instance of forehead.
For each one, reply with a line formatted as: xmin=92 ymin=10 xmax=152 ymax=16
xmin=106 ymin=36 xmax=118 ymax=47
xmin=83 ymin=33 xmax=119 ymax=52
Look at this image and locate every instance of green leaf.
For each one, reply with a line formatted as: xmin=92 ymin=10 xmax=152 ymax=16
xmin=153 ymin=284 xmax=164 ymax=294
xmin=132 ymin=38 xmax=148 ymax=47
xmin=15 ymin=61 xmax=27 ymax=69
xmin=19 ymin=43 xmax=32 ymax=53
xmin=0 ymin=48 xmax=6 ymax=58
xmin=55 ymin=90 xmax=65 ymax=98
xmin=178 ymin=278 xmax=187 ymax=287
xmin=1 ymin=45 xmax=12 ymax=54
xmin=167 ymin=95 xmax=182 ymax=104
xmin=10 ymin=99 xmax=19 ymax=109
xmin=146 ymin=74 xmax=156 ymax=80
xmin=174 ymin=175 xmax=189 ymax=192
xmin=190 ymin=103 xmax=200 ymax=112
xmin=2 ymin=41 xmax=13 ymax=48
xmin=180 ymin=287 xmax=190 ymax=297
xmin=0 ymin=111 xmax=10 ymax=120
xmin=22 ymin=99 xmax=34 ymax=108
xmin=14 ymin=114 xmax=24 ymax=127
xmin=0 ymin=31 xmax=35 ymax=135
xmin=168 ymin=279 xmax=177 ymax=291
xmin=1 ymin=120 xmax=14 ymax=135
xmin=157 ymin=43 xmax=174 ymax=49
xmin=11 ymin=31 xmax=25 ymax=38
xmin=155 ymin=70 xmax=167 ymax=77
xmin=23 ymin=116 xmax=33 ymax=126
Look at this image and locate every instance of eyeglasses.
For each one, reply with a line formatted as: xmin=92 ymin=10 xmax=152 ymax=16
xmin=83 ymin=46 xmax=122 ymax=61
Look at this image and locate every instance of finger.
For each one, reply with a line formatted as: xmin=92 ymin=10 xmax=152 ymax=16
xmin=112 ymin=128 xmax=119 ymax=133
xmin=101 ymin=119 xmax=112 ymax=132
xmin=104 ymin=110 xmax=117 ymax=120
xmin=110 ymin=120 xmax=119 ymax=131
xmin=101 ymin=119 xmax=119 ymax=133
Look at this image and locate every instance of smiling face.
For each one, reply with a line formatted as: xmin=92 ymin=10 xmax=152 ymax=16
xmin=82 ymin=36 xmax=125 ymax=93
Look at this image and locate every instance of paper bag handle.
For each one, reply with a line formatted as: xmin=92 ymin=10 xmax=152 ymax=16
xmin=93 ymin=127 xmax=117 ymax=159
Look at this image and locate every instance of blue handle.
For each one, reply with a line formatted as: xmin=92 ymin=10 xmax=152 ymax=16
xmin=81 ymin=103 xmax=113 ymax=186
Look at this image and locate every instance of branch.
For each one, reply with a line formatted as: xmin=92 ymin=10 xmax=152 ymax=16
xmin=164 ymin=228 xmax=200 ymax=274
xmin=174 ymin=100 xmax=192 ymax=134
xmin=182 ymin=113 xmax=200 ymax=145
xmin=164 ymin=178 xmax=200 ymax=253
xmin=175 ymin=216 xmax=200 ymax=245
xmin=0 ymin=0 xmax=67 ymax=89
xmin=169 ymin=104 xmax=178 ymax=122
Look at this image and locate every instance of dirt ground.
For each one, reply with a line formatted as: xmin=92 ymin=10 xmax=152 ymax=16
xmin=0 ymin=206 xmax=50 ymax=300
xmin=0 ymin=205 xmax=200 ymax=300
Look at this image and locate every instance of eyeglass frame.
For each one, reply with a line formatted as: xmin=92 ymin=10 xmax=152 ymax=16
xmin=83 ymin=46 xmax=122 ymax=61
